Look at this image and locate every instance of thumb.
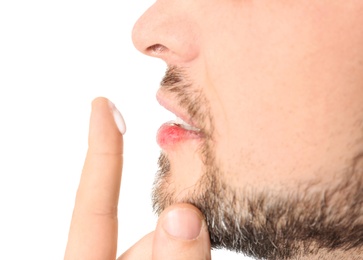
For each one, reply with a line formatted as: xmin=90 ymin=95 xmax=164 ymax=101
xmin=152 ymin=203 xmax=211 ymax=260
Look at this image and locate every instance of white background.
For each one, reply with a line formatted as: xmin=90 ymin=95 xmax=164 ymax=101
xmin=0 ymin=1 xmax=252 ymax=259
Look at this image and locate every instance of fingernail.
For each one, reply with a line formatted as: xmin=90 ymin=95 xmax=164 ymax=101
xmin=108 ymin=101 xmax=126 ymax=135
xmin=162 ymin=208 xmax=202 ymax=240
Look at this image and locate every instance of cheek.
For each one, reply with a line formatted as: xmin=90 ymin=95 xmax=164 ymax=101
xmin=210 ymin=73 xmax=363 ymax=189
xmin=211 ymin=97 xmax=315 ymax=186
xmin=201 ymin=1 xmax=363 ymax=187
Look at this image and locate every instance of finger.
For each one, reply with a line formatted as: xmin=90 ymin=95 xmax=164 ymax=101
xmin=116 ymin=232 xmax=154 ymax=260
xmin=65 ymin=97 xmax=126 ymax=260
xmin=153 ymin=203 xmax=211 ymax=260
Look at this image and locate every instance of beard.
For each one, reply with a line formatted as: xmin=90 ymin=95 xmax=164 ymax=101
xmin=152 ymin=67 xmax=363 ymax=259
xmin=153 ymin=145 xmax=363 ymax=260
xmin=153 ymin=67 xmax=363 ymax=260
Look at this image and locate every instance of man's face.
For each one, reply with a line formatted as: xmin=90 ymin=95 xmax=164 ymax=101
xmin=133 ymin=1 xmax=363 ymax=259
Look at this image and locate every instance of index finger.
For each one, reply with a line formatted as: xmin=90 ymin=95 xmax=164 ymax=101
xmin=65 ymin=97 xmax=125 ymax=260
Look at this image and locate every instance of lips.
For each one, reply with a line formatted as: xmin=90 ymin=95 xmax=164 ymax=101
xmin=156 ymin=91 xmax=203 ymax=149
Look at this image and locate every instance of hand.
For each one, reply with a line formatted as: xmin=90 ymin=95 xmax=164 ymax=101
xmin=64 ymin=97 xmax=211 ymax=260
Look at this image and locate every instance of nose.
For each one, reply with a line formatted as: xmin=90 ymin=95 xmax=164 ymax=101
xmin=132 ymin=1 xmax=200 ymax=65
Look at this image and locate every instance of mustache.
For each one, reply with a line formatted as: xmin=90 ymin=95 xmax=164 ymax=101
xmin=160 ymin=66 xmax=190 ymax=88
xmin=160 ymin=66 xmax=212 ymax=136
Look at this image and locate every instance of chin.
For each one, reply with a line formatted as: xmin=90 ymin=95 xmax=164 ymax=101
xmin=155 ymin=147 xmax=205 ymax=201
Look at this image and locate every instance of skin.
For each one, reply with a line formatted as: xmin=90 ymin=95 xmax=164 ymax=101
xmin=133 ymin=0 xmax=363 ymax=199
xmin=65 ymin=0 xmax=363 ymax=259
xmin=132 ymin=0 xmax=363 ymax=259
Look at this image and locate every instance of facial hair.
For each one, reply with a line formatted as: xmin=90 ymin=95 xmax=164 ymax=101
xmin=152 ymin=67 xmax=363 ymax=260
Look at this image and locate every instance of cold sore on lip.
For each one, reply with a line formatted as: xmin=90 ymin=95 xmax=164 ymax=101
xmin=156 ymin=122 xmax=202 ymax=149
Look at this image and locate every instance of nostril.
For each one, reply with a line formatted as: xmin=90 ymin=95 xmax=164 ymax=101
xmin=147 ymin=44 xmax=167 ymax=55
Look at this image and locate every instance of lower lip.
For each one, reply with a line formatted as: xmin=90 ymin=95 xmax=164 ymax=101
xmin=157 ymin=123 xmax=202 ymax=149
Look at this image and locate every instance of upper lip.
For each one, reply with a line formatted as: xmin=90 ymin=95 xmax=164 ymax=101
xmin=156 ymin=89 xmax=199 ymax=129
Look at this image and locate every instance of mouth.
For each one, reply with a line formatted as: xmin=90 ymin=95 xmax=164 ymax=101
xmin=156 ymin=91 xmax=203 ymax=149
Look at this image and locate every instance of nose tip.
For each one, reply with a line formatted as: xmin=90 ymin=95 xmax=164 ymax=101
xmin=131 ymin=13 xmax=163 ymax=58
xmin=131 ymin=3 xmax=200 ymax=64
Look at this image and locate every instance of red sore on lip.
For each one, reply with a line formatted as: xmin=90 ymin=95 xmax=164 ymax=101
xmin=157 ymin=123 xmax=201 ymax=149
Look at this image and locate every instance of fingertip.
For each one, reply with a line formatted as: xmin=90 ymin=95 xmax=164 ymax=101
xmin=91 ymin=97 xmax=126 ymax=136
xmin=153 ymin=203 xmax=211 ymax=260
xmin=160 ymin=204 xmax=204 ymax=240
xmin=91 ymin=96 xmax=109 ymax=108
xmin=88 ymin=97 xmax=123 ymax=155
